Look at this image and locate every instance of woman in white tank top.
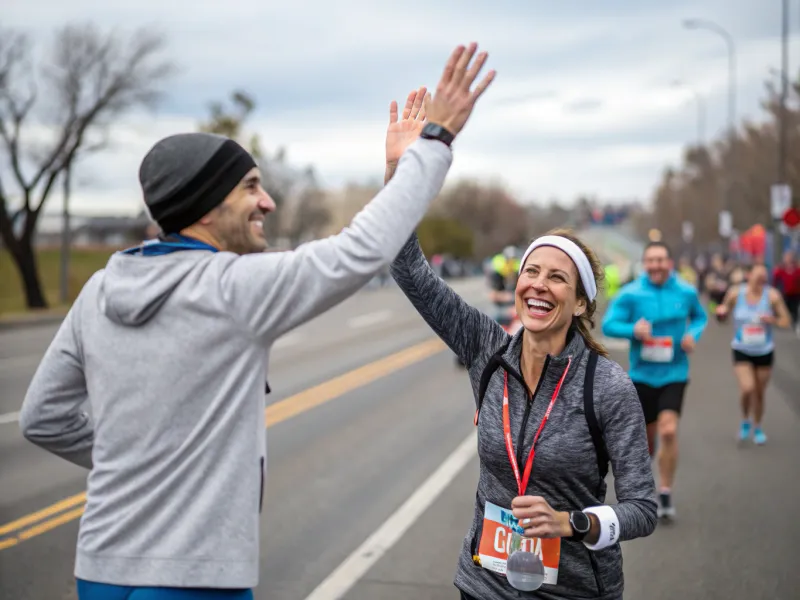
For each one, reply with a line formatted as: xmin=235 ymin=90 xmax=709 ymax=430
xmin=715 ymin=264 xmax=792 ymax=445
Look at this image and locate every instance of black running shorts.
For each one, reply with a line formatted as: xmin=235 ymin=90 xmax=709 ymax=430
xmin=633 ymin=382 xmax=688 ymax=425
xmin=732 ymin=350 xmax=774 ymax=368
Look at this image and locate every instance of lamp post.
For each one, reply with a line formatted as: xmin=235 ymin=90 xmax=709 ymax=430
xmin=672 ymin=80 xmax=706 ymax=146
xmin=683 ymin=18 xmax=737 ymax=244
xmin=774 ymin=0 xmax=790 ymax=269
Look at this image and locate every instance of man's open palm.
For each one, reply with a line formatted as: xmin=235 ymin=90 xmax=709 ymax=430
xmin=385 ymin=86 xmax=430 ymax=166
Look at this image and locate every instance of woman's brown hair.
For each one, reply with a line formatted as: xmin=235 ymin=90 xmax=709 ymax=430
xmin=540 ymin=228 xmax=608 ymax=358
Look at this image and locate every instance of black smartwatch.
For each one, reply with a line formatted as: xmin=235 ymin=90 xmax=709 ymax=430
xmin=569 ymin=511 xmax=592 ymax=541
xmin=420 ymin=122 xmax=455 ymax=147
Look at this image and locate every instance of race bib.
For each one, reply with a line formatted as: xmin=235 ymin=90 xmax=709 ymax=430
xmin=742 ymin=325 xmax=766 ymax=346
xmin=476 ymin=501 xmax=560 ymax=585
xmin=641 ymin=337 xmax=674 ymax=363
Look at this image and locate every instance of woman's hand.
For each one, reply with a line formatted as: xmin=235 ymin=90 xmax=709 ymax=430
xmin=511 ymin=496 xmax=572 ymax=539
xmin=385 ymin=87 xmax=430 ymax=179
xmin=715 ymin=304 xmax=729 ymax=322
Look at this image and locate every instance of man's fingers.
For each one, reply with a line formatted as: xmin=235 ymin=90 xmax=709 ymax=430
xmin=419 ymin=92 xmax=431 ymax=121
xmin=440 ymin=45 xmax=465 ymax=86
xmin=452 ymin=42 xmax=478 ymax=87
xmin=389 ymin=100 xmax=398 ymax=124
xmin=471 ymin=69 xmax=496 ymax=102
xmin=463 ymin=51 xmax=488 ymax=89
xmin=409 ymin=86 xmax=426 ymax=120
xmin=401 ymin=91 xmax=417 ymax=120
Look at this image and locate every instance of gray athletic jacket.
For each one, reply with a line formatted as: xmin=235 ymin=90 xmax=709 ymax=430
xmin=18 ymin=139 xmax=452 ymax=589
xmin=390 ymin=236 xmax=657 ymax=600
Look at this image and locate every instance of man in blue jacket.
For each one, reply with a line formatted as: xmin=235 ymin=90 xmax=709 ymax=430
xmin=602 ymin=241 xmax=708 ymax=520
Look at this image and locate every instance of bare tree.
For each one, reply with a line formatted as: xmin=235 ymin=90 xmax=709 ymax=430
xmin=199 ymin=90 xmax=265 ymax=159
xmin=0 ymin=23 xmax=175 ymax=308
xmin=436 ymin=180 xmax=530 ymax=257
xmin=649 ymin=72 xmax=800 ymax=254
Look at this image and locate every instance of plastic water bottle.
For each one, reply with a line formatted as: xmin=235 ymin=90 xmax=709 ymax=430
xmin=506 ymin=532 xmax=545 ymax=591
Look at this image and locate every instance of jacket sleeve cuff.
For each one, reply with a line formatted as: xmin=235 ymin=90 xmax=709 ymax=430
xmin=582 ymin=505 xmax=620 ymax=551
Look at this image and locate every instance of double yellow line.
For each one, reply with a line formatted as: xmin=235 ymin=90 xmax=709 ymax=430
xmin=0 ymin=338 xmax=446 ymax=552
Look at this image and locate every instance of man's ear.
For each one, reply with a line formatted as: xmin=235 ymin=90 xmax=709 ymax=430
xmin=198 ymin=205 xmax=220 ymax=226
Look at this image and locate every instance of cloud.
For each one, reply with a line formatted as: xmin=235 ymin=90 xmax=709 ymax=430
xmin=1 ymin=0 xmax=794 ymax=218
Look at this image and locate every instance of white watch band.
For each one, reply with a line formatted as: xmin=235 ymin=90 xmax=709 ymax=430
xmin=582 ymin=505 xmax=620 ymax=551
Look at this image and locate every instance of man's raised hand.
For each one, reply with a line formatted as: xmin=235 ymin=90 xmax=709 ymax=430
xmin=426 ymin=42 xmax=495 ymax=137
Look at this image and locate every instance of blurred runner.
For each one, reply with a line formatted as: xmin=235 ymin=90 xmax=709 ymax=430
xmin=489 ymin=246 xmax=521 ymax=326
xmin=604 ymin=262 xmax=622 ymax=300
xmin=772 ymin=249 xmax=800 ymax=332
xmin=602 ymin=241 xmax=708 ymax=520
xmin=455 ymin=246 xmax=521 ymax=367
xmin=704 ymin=253 xmax=730 ymax=311
xmin=19 ymin=42 xmax=496 ymax=600
xmin=676 ymin=255 xmax=698 ymax=288
xmin=716 ymin=263 xmax=793 ymax=444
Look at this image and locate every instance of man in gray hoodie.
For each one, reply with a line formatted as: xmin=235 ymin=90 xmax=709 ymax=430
xmin=19 ymin=42 xmax=495 ymax=598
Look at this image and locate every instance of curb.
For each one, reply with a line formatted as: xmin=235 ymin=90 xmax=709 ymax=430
xmin=0 ymin=313 xmax=66 ymax=332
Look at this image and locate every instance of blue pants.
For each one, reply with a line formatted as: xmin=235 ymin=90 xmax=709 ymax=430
xmin=77 ymin=580 xmax=254 ymax=600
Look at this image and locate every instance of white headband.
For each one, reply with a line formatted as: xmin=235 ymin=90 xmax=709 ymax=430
xmin=518 ymin=235 xmax=598 ymax=302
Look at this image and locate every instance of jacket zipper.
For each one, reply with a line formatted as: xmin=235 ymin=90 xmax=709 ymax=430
xmin=514 ymin=356 xmax=551 ymax=473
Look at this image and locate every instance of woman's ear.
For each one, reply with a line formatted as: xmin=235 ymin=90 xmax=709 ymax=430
xmin=574 ymin=298 xmax=588 ymax=318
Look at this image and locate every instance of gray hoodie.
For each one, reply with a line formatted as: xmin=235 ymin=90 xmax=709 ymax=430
xmin=390 ymin=236 xmax=657 ymax=600
xmin=19 ymin=138 xmax=452 ymax=589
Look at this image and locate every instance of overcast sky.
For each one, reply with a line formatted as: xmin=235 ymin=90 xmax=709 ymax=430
xmin=3 ymin=0 xmax=797 ymax=216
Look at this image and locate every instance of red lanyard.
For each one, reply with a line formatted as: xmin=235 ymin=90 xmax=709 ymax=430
xmin=502 ymin=358 xmax=572 ymax=496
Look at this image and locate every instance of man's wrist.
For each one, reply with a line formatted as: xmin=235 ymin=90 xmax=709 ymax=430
xmin=420 ymin=122 xmax=455 ymax=146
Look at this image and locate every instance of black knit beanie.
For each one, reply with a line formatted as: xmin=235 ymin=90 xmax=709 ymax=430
xmin=139 ymin=133 xmax=257 ymax=234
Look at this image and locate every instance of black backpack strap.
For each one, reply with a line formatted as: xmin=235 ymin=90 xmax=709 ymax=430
xmin=583 ymin=350 xmax=609 ymax=481
xmin=474 ymin=339 xmax=512 ymax=426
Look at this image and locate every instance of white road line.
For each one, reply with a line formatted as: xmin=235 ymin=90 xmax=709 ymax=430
xmin=347 ymin=310 xmax=393 ymax=329
xmin=0 ymin=411 xmax=20 ymax=425
xmin=304 ymin=430 xmax=478 ymax=600
xmin=0 ymin=355 xmax=42 ymax=372
xmin=273 ymin=333 xmax=304 ymax=349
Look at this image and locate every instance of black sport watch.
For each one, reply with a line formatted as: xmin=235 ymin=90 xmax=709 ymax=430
xmin=420 ymin=122 xmax=455 ymax=147
xmin=569 ymin=511 xmax=592 ymax=541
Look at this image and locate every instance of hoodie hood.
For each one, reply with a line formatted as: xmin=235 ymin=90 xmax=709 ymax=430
xmin=99 ymin=251 xmax=210 ymax=326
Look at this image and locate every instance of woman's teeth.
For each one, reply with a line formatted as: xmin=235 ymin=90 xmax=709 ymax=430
xmin=526 ymin=299 xmax=554 ymax=313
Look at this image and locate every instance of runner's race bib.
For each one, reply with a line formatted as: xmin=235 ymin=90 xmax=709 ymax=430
xmin=477 ymin=501 xmax=560 ymax=585
xmin=742 ymin=325 xmax=766 ymax=346
xmin=641 ymin=337 xmax=674 ymax=362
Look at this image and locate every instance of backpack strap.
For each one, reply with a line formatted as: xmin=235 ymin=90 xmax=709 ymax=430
xmin=583 ymin=350 xmax=609 ymax=481
xmin=474 ymin=339 xmax=512 ymax=425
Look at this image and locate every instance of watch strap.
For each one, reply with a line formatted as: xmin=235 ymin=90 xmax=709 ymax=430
xmin=420 ymin=122 xmax=455 ymax=147
xmin=568 ymin=510 xmax=591 ymax=541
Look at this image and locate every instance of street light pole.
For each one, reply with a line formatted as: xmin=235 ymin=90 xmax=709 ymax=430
xmin=672 ymin=80 xmax=706 ymax=146
xmin=775 ymin=0 xmax=790 ymax=269
xmin=683 ymin=18 xmax=737 ymax=243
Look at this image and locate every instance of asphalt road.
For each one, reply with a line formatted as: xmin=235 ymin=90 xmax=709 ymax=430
xmin=1 ymin=277 xmax=799 ymax=600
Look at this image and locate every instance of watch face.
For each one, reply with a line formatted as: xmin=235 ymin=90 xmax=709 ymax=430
xmin=571 ymin=511 xmax=590 ymax=533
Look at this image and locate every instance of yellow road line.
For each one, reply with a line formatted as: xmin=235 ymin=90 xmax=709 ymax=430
xmin=0 ymin=338 xmax=447 ymax=550
xmin=18 ymin=507 xmax=86 ymax=541
xmin=265 ymin=338 xmax=445 ymax=427
xmin=0 ymin=538 xmax=18 ymax=551
xmin=0 ymin=491 xmax=87 ymax=537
